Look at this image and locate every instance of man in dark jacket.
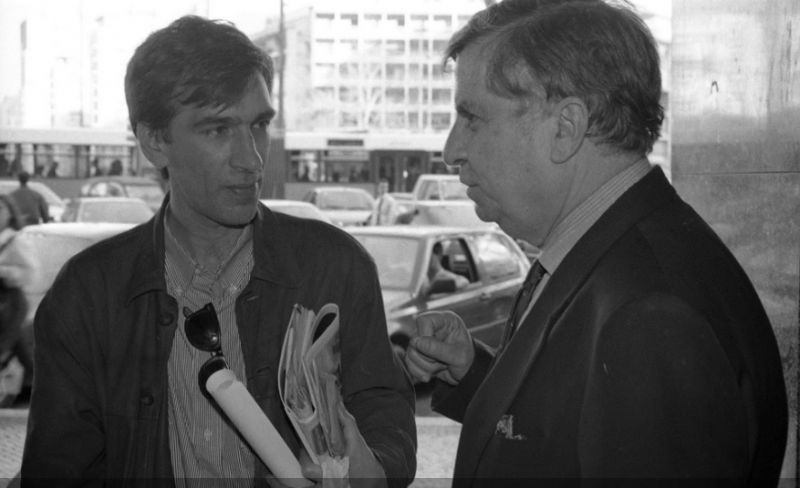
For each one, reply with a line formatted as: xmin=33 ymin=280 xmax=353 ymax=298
xmin=22 ymin=15 xmax=416 ymax=487
xmin=404 ymin=0 xmax=787 ymax=485
xmin=9 ymin=172 xmax=48 ymax=226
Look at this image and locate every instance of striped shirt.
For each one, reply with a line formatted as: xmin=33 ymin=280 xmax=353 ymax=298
xmin=518 ymin=159 xmax=654 ymax=324
xmin=164 ymin=217 xmax=256 ymax=486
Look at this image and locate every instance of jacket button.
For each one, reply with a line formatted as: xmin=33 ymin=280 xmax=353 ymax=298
xmin=140 ymin=394 xmax=154 ymax=406
xmin=159 ymin=313 xmax=174 ymax=326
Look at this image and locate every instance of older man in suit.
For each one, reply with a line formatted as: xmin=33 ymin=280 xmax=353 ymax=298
xmin=404 ymin=0 xmax=788 ymax=485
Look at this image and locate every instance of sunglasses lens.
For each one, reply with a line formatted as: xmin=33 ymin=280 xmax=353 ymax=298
xmin=184 ymin=303 xmax=221 ymax=352
xmin=198 ymin=355 xmax=229 ymax=390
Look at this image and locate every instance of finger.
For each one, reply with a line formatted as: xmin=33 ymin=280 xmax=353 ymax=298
xmin=299 ymin=449 xmax=322 ymax=480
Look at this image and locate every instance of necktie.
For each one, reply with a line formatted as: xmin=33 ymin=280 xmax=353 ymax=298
xmin=500 ymin=259 xmax=546 ymax=349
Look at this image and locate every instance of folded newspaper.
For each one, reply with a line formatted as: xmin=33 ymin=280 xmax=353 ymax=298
xmin=278 ymin=303 xmax=349 ymax=486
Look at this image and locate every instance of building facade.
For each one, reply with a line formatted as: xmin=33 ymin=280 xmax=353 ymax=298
xmin=253 ymin=0 xmax=672 ymax=199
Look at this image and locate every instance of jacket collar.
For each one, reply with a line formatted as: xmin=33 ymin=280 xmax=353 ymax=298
xmin=126 ymin=195 xmax=300 ymax=303
xmin=454 ymin=166 xmax=678 ymax=477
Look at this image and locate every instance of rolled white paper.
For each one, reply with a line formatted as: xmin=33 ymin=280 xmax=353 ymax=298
xmin=206 ymin=368 xmax=313 ymax=487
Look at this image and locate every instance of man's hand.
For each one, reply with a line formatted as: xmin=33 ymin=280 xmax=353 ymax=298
xmin=300 ymin=403 xmax=387 ymax=488
xmin=404 ymin=311 xmax=475 ymax=385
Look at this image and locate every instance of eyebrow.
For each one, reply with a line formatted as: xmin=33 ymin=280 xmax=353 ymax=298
xmin=192 ymin=109 xmax=276 ymax=129
xmin=455 ymin=100 xmax=479 ymax=117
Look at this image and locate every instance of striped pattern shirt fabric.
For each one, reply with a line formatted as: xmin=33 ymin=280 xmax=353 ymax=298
xmin=164 ymin=219 xmax=256 ymax=486
xmin=517 ymin=159 xmax=654 ymax=325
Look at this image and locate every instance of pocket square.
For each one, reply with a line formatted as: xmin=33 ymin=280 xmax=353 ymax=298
xmin=495 ymin=414 xmax=527 ymax=440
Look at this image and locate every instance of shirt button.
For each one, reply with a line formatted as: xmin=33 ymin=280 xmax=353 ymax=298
xmin=159 ymin=313 xmax=174 ymax=326
xmin=140 ymin=394 xmax=154 ymax=406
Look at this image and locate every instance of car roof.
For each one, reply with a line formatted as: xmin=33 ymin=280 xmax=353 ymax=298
xmin=260 ymin=199 xmax=316 ymax=207
xmin=310 ymin=186 xmax=372 ymax=194
xmin=416 ymin=174 xmax=460 ymax=180
xmin=70 ymin=196 xmax=149 ymax=203
xmin=347 ymin=225 xmax=497 ymax=238
xmin=83 ymin=176 xmax=161 ymax=185
xmin=18 ymin=221 xmax=136 ymax=238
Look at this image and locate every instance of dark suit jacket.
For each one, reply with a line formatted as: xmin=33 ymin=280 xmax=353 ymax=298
xmin=433 ymin=168 xmax=787 ymax=486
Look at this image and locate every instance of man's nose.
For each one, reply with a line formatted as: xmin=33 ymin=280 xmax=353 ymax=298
xmin=443 ymin=125 xmax=465 ymax=168
xmin=232 ymin=127 xmax=265 ymax=171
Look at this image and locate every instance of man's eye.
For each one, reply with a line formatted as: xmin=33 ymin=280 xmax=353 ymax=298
xmin=253 ymin=120 xmax=271 ymax=130
xmin=204 ymin=126 xmax=231 ymax=137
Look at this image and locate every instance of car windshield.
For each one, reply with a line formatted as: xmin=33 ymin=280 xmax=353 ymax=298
xmin=123 ymin=183 xmax=164 ymax=202
xmin=317 ymin=191 xmax=373 ymax=210
xmin=352 ymin=235 xmax=420 ymax=289
xmin=79 ymin=201 xmax=153 ymax=223
xmin=440 ymin=180 xmax=469 ymax=200
xmin=272 ymin=204 xmax=325 ymax=221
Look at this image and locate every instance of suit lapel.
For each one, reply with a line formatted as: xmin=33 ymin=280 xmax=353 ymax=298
xmin=453 ymin=168 xmax=678 ymax=478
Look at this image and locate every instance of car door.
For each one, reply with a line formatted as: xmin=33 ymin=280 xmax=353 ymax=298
xmin=420 ymin=236 xmax=487 ymax=338
xmin=465 ymin=231 xmax=530 ymax=348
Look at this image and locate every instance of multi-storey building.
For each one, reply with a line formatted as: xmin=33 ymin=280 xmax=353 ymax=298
xmin=253 ymin=0 xmax=672 ymax=198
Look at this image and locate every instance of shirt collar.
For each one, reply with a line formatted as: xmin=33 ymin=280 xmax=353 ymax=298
xmin=537 ymin=159 xmax=654 ymax=275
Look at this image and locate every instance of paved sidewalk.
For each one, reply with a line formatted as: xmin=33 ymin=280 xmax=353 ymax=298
xmin=0 ymin=408 xmax=459 ymax=486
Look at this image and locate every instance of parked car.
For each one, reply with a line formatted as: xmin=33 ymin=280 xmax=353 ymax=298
xmin=302 ymin=186 xmax=375 ymax=226
xmin=411 ymin=174 xmax=469 ymax=202
xmin=0 ymin=179 xmax=66 ymax=222
xmin=260 ymin=199 xmax=333 ymax=224
xmin=80 ymin=175 xmax=165 ymax=212
xmin=0 ymin=222 xmax=135 ymax=405
xmin=347 ymin=226 xmax=530 ymax=356
xmin=61 ymin=196 xmax=154 ymax=224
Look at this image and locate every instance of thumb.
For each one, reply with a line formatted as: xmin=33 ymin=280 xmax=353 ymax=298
xmin=337 ymin=401 xmax=359 ymax=451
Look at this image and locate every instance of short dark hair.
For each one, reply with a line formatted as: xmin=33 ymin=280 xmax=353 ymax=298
xmin=446 ymin=0 xmax=663 ymax=155
xmin=124 ymin=15 xmax=274 ymax=140
xmin=17 ymin=171 xmax=29 ymax=185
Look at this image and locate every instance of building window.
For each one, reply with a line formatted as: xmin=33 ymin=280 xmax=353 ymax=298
xmin=433 ymin=39 xmax=448 ymax=55
xmin=431 ymin=112 xmax=451 ymax=131
xmin=340 ymin=13 xmax=358 ymax=27
xmin=408 ymin=87 xmax=420 ymax=104
xmin=314 ymin=86 xmax=335 ymax=103
xmin=364 ymin=13 xmax=381 ymax=30
xmin=408 ymin=112 xmax=420 ymax=129
xmin=339 ymin=86 xmax=359 ymax=103
xmin=312 ymin=109 xmax=335 ymax=128
xmin=387 ymin=14 xmax=405 ymax=28
xmin=432 ymin=15 xmax=452 ymax=30
xmin=315 ymin=13 xmax=335 ymax=31
xmin=339 ymin=111 xmax=359 ymax=128
xmin=339 ymin=62 xmax=359 ymax=79
xmin=409 ymin=14 xmax=428 ymax=32
xmin=315 ymin=39 xmax=335 ymax=58
xmin=365 ymin=39 xmax=382 ymax=57
xmin=386 ymin=112 xmax=405 ymax=129
xmin=386 ymin=40 xmax=405 ymax=57
xmin=314 ymin=63 xmax=336 ymax=83
xmin=338 ymin=39 xmax=358 ymax=58
xmin=386 ymin=87 xmax=405 ymax=104
xmin=432 ymin=88 xmax=452 ymax=105
xmin=386 ymin=63 xmax=405 ymax=81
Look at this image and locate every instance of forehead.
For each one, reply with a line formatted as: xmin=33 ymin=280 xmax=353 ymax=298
xmin=174 ymin=75 xmax=274 ymax=122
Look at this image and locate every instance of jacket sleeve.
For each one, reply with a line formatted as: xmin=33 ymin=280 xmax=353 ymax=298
xmin=20 ymin=265 xmax=106 ymax=483
xmin=430 ymin=338 xmax=494 ymax=422
xmin=338 ymin=254 xmax=417 ymax=488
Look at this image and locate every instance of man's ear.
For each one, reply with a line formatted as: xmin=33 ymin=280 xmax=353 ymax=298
xmin=550 ymin=97 xmax=589 ymax=164
xmin=136 ymin=123 xmax=169 ymax=171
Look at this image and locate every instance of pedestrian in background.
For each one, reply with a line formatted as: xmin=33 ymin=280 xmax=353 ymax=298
xmin=21 ymin=15 xmax=416 ymax=486
xmin=404 ymin=0 xmax=787 ymax=484
xmin=9 ymin=172 xmax=48 ymax=226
